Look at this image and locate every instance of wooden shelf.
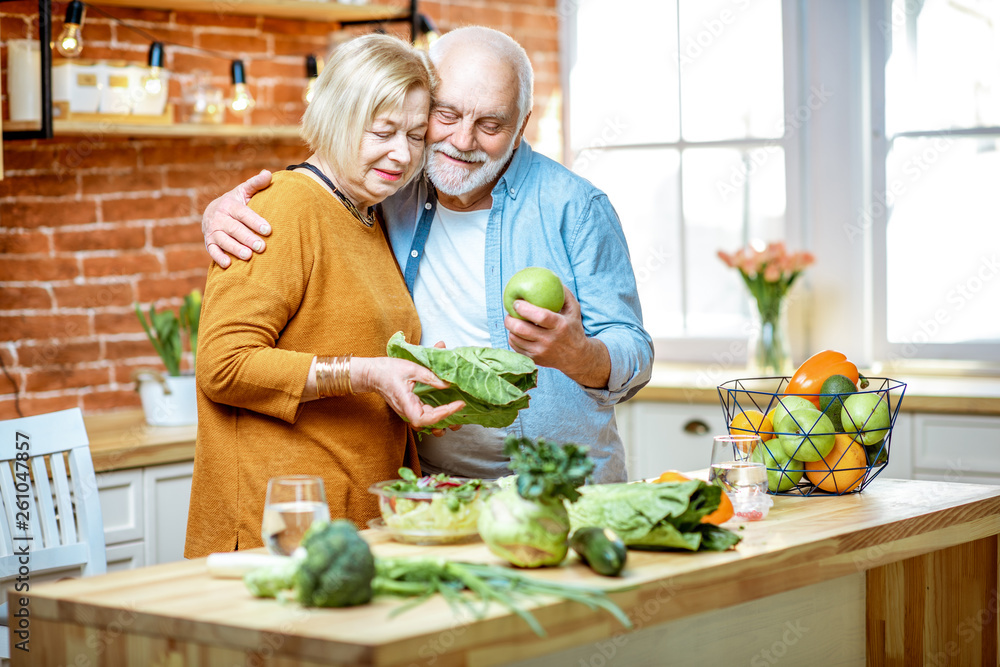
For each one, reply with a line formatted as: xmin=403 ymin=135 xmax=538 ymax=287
xmin=3 ymin=119 xmax=303 ymax=139
xmin=92 ymin=0 xmax=409 ymax=22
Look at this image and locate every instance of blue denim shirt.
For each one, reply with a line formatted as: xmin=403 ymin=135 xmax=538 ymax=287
xmin=382 ymin=141 xmax=653 ymax=482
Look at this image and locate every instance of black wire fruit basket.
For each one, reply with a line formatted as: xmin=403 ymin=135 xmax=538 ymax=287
xmin=717 ymin=376 xmax=907 ymax=496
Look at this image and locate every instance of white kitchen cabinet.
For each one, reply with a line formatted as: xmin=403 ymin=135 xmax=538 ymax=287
xmin=617 ymin=401 xmax=727 ymax=480
xmin=619 ymin=400 xmax=1000 ymax=487
xmin=96 ymin=461 xmax=194 ymax=570
xmin=143 ymin=461 xmax=194 ymax=566
xmin=913 ymin=413 xmax=1000 ymax=485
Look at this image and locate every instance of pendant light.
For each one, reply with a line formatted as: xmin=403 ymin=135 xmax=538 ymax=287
xmin=56 ymin=0 xmax=86 ymax=57
xmin=303 ymin=54 xmax=319 ymax=104
xmin=229 ymin=59 xmax=256 ymax=114
xmin=143 ymin=42 xmax=166 ymax=95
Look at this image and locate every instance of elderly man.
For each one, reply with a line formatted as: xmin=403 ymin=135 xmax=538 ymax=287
xmin=200 ymin=26 xmax=653 ymax=483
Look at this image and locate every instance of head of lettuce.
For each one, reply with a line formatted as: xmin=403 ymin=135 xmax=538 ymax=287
xmin=386 ymin=332 xmax=538 ymax=433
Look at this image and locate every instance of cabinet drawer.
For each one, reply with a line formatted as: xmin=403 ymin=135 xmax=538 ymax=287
xmin=96 ymin=469 xmax=144 ymax=545
xmin=623 ymin=401 xmax=726 ymax=480
xmin=914 ymin=413 xmax=1000 ymax=477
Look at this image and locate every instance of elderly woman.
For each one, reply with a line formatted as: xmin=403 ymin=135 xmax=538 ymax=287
xmin=184 ymin=34 xmax=461 ymax=558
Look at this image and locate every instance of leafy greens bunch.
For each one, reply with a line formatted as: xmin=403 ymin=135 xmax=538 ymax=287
xmin=477 ymin=436 xmax=595 ymax=568
xmin=245 ymin=519 xmax=631 ymax=638
xmin=568 ymin=481 xmax=743 ymax=552
xmin=385 ymin=332 xmax=537 ymax=432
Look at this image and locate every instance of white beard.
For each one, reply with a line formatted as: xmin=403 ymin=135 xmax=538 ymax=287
xmin=425 ymin=137 xmax=517 ymax=197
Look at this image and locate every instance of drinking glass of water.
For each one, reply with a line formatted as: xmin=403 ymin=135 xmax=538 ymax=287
xmin=709 ymin=435 xmax=768 ymax=496
xmin=261 ymin=475 xmax=330 ymax=556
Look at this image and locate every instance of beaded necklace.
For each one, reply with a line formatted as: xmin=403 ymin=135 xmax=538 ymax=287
xmin=286 ymin=162 xmax=376 ymax=228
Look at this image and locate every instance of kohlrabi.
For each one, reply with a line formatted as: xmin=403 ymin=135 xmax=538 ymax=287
xmin=477 ymin=436 xmax=594 ymax=568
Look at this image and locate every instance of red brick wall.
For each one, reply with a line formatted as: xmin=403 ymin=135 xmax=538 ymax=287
xmin=0 ymin=1 xmax=561 ymax=419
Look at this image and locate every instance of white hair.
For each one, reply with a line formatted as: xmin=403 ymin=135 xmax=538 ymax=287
xmin=429 ymin=26 xmax=534 ymax=128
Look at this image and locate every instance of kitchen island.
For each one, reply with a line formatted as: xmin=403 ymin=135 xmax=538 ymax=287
xmin=10 ymin=478 xmax=1000 ymax=666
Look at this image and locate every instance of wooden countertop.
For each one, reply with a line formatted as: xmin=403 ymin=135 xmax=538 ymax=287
xmin=636 ymin=363 xmax=1000 ymax=415
xmin=18 ymin=478 xmax=1000 ymax=666
xmin=84 ymin=409 xmax=196 ymax=472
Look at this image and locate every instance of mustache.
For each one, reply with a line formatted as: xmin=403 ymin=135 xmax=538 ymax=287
xmin=430 ymin=141 xmax=489 ymax=164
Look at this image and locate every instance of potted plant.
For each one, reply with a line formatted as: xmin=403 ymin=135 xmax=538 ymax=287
xmin=133 ymin=289 xmax=201 ymax=426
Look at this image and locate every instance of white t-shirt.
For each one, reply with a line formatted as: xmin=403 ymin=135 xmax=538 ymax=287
xmin=410 ymin=205 xmax=509 ymax=479
xmin=411 ymin=205 xmax=491 ymax=348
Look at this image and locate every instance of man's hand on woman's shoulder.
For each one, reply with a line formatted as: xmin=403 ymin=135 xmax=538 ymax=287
xmin=202 ymin=169 xmax=275 ymax=268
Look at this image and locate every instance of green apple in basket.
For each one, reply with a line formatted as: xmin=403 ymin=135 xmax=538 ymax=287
xmin=769 ymin=395 xmax=815 ymax=433
xmin=775 ymin=407 xmax=836 ymax=462
xmin=841 ymin=393 xmax=890 ymax=446
xmin=751 ymin=440 xmax=804 ymax=492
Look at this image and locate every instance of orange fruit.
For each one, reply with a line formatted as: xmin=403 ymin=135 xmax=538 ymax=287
xmin=729 ymin=409 xmax=774 ymax=442
xmin=805 ymin=433 xmax=867 ymax=493
xmin=654 ymin=470 xmax=690 ymax=483
xmin=653 ymin=470 xmax=734 ymax=524
xmin=702 ymin=490 xmax=735 ymax=525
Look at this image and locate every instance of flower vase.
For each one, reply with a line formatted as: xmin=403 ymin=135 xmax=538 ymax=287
xmin=747 ymin=297 xmax=792 ymax=377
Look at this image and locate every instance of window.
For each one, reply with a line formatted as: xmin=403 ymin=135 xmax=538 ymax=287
xmin=564 ymin=0 xmax=794 ymax=363
xmin=876 ymin=0 xmax=1000 ymax=364
xmin=564 ymin=0 xmax=999 ymax=369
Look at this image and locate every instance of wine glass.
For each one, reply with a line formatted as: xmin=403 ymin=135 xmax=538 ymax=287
xmin=709 ymin=435 xmax=767 ymax=496
xmin=261 ymin=475 xmax=330 ymax=556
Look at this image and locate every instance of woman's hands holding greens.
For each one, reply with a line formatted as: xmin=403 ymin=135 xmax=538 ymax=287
xmin=353 ymin=357 xmax=465 ymax=429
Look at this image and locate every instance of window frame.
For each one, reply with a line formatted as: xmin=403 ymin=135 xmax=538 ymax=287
xmin=560 ymin=0 xmax=807 ymax=368
xmin=560 ymin=0 xmax=999 ymax=373
xmin=869 ymin=0 xmax=1000 ymax=369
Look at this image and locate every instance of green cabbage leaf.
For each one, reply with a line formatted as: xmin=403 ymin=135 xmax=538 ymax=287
xmin=567 ymin=481 xmax=742 ymax=552
xmin=386 ymin=332 xmax=538 ymax=431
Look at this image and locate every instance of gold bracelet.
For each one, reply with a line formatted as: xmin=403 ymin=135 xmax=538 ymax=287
xmin=315 ymin=355 xmax=353 ymax=397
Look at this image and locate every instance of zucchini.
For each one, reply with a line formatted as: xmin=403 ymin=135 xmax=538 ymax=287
xmin=569 ymin=527 xmax=627 ymax=576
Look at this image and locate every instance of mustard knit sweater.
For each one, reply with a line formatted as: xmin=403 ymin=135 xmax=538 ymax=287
xmin=184 ymin=170 xmax=421 ymax=558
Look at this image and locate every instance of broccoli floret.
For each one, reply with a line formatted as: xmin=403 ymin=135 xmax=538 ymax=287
xmin=244 ymin=519 xmax=375 ymax=608
xmin=293 ymin=519 xmax=375 ymax=607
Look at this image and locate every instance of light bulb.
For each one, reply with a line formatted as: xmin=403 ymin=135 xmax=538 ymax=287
xmin=229 ymin=60 xmax=255 ymax=114
xmin=143 ymin=42 xmax=165 ymax=95
xmin=143 ymin=67 xmax=163 ymax=95
xmin=56 ymin=1 xmax=85 ymax=58
xmin=303 ymin=54 xmax=319 ymax=104
xmin=230 ymin=83 xmax=255 ymax=113
xmin=414 ymin=14 xmax=439 ymax=51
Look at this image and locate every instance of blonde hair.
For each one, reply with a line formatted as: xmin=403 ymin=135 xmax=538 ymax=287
xmin=301 ymin=34 xmax=437 ymax=177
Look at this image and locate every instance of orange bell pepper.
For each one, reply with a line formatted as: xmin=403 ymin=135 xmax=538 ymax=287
xmin=653 ymin=471 xmax=734 ymax=525
xmin=784 ymin=350 xmax=866 ymax=408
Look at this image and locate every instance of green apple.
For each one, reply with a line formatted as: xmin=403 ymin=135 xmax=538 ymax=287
xmin=503 ymin=267 xmax=565 ymax=319
xmin=841 ymin=393 xmax=890 ymax=445
xmin=770 ymin=395 xmax=815 ymax=433
xmin=776 ymin=407 xmax=836 ymax=462
xmin=751 ymin=441 xmax=804 ymax=492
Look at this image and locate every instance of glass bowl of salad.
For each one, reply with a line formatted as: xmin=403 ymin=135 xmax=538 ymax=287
xmin=368 ymin=468 xmax=495 ymax=545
